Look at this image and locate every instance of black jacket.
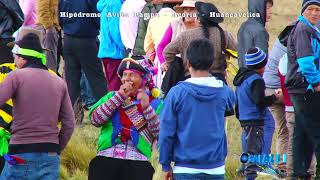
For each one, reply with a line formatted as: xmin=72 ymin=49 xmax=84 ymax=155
xmin=0 ymin=0 xmax=24 ymax=40
xmin=285 ymin=21 xmax=319 ymax=94
xmin=59 ymin=0 xmax=100 ymax=38
xmin=161 ymin=56 xmax=186 ymax=98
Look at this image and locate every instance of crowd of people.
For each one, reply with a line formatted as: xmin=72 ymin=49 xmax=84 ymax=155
xmin=1 ymin=0 xmax=320 ymax=179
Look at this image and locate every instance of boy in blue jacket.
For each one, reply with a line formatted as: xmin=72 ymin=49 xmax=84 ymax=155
xmin=233 ymin=47 xmax=280 ymax=180
xmin=159 ymin=39 xmax=235 ymax=180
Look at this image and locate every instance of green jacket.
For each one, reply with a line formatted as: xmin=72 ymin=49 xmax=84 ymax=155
xmin=132 ymin=3 xmax=162 ymax=55
xmin=89 ymin=91 xmax=163 ymax=159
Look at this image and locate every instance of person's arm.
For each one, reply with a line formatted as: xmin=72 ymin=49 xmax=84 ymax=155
xmin=0 ymin=72 xmax=18 ymax=107
xmin=295 ymin=27 xmax=320 ymax=89
xmin=143 ymin=103 xmax=160 ymax=138
xmin=225 ymin=86 xmax=235 ymax=117
xmin=158 ymin=89 xmax=178 ymax=173
xmin=19 ymin=0 xmax=32 ymax=26
xmin=108 ymin=1 xmax=125 ymax=51
xmin=119 ymin=3 xmax=130 ymax=49
xmin=262 ymin=39 xmax=286 ymax=83
xmin=251 ymin=79 xmax=276 ymax=108
xmin=4 ymin=0 xmax=24 ymax=32
xmin=37 ymin=0 xmax=53 ymax=29
xmin=163 ymin=33 xmax=183 ymax=66
xmin=144 ymin=19 xmax=155 ymax=58
xmin=58 ymin=85 xmax=75 ymax=151
xmin=132 ymin=5 xmax=148 ymax=55
xmin=157 ymin=24 xmax=173 ymax=64
xmin=89 ymin=0 xmax=100 ymax=13
xmin=235 ymin=99 xmax=239 ymax=119
xmin=91 ymin=92 xmax=126 ymax=127
xmin=225 ymin=31 xmax=237 ymax=51
xmin=58 ymin=0 xmax=63 ymax=29
xmin=89 ymin=0 xmax=100 ymax=28
xmin=253 ymin=29 xmax=269 ymax=55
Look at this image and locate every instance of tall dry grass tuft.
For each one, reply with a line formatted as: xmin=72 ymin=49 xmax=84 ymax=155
xmin=60 ymin=165 xmax=70 ymax=180
xmin=60 ymin=125 xmax=98 ymax=179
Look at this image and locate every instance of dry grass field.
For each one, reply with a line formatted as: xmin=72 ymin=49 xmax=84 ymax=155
xmin=59 ymin=1 xmax=300 ymax=179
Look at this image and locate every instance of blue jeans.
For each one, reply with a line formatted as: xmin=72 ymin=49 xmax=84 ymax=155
xmin=173 ymin=173 xmax=224 ymax=180
xmin=263 ymin=110 xmax=275 ymax=154
xmin=0 ymin=152 xmax=60 ymax=180
xmin=80 ymin=71 xmax=96 ymax=107
xmin=241 ymin=109 xmax=275 ymax=154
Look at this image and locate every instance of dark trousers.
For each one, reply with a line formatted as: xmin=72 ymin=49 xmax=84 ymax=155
xmin=0 ymin=38 xmax=14 ymax=64
xmin=0 ymin=155 xmax=4 ymax=174
xmin=241 ymin=123 xmax=264 ymax=178
xmin=291 ymin=93 xmax=320 ymax=178
xmin=63 ymin=34 xmax=107 ymax=105
xmin=88 ymin=156 xmax=154 ymax=180
xmin=56 ymin=30 xmax=63 ymax=73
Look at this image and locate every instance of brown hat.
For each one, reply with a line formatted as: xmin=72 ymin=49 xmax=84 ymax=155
xmin=7 ymin=27 xmax=44 ymax=49
xmin=162 ymin=0 xmax=183 ymax=4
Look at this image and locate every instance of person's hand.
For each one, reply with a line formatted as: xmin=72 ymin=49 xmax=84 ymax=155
xmin=146 ymin=50 xmax=156 ymax=62
xmin=118 ymin=82 xmax=134 ymax=98
xmin=315 ymin=84 xmax=320 ymax=92
xmin=163 ymin=171 xmax=173 ymax=180
xmin=45 ymin=28 xmax=52 ymax=34
xmin=137 ymin=89 xmax=150 ymax=109
xmin=274 ymin=88 xmax=283 ymax=102
xmin=161 ymin=62 xmax=169 ymax=72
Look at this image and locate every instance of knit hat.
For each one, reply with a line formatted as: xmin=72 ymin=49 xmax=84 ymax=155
xmin=11 ymin=33 xmax=46 ymax=65
xmin=301 ymin=0 xmax=320 ymax=14
xmin=117 ymin=56 xmax=160 ymax=97
xmin=245 ymin=47 xmax=267 ymax=69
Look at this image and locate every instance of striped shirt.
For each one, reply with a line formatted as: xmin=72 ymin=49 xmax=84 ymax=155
xmin=91 ymin=92 xmax=160 ymax=161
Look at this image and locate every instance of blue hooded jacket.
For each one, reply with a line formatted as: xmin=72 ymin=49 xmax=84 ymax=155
xmin=159 ymin=78 xmax=235 ymax=171
xmin=97 ymin=0 xmax=125 ymax=59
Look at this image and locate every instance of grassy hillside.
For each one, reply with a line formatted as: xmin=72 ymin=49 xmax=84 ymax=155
xmin=59 ymin=0 xmax=300 ymax=179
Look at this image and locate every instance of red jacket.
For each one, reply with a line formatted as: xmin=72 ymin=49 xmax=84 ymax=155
xmin=279 ymin=71 xmax=293 ymax=107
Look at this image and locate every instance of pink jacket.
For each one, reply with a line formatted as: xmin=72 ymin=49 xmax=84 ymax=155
xmin=157 ymin=24 xmax=173 ymax=64
xmin=20 ymin=0 xmax=37 ymax=27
